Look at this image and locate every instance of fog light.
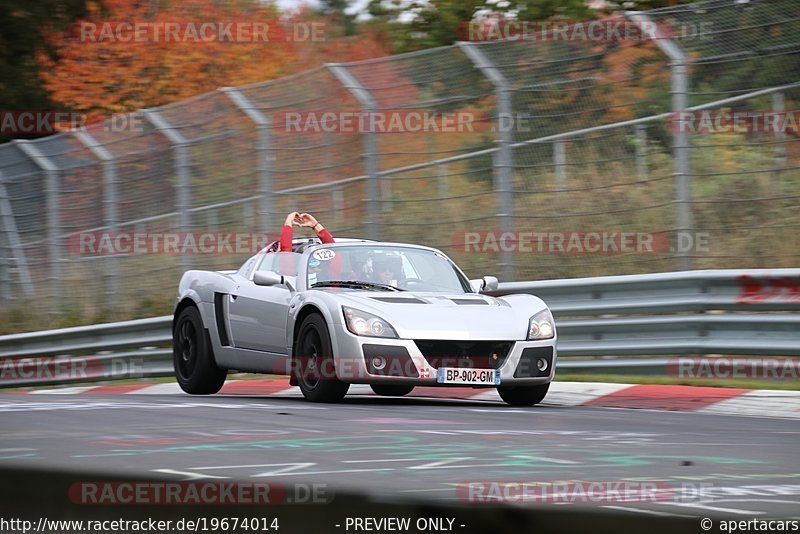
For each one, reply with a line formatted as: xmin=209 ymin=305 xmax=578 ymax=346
xmin=537 ymin=358 xmax=548 ymax=372
xmin=372 ymin=356 xmax=386 ymax=370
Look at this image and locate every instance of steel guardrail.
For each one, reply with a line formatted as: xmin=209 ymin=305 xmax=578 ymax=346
xmin=1 ymin=269 xmax=798 ymax=387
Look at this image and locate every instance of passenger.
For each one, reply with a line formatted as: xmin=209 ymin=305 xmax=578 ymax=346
xmin=275 ymin=211 xmax=343 ymax=282
xmin=279 ymin=212 xmax=334 ymax=252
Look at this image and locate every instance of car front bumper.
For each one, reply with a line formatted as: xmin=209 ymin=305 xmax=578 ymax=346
xmin=329 ymin=326 xmax=557 ymax=386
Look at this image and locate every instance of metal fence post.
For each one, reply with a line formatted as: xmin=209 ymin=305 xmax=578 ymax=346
xmin=635 ymin=124 xmax=649 ymax=180
xmin=207 ymin=210 xmax=219 ymax=233
xmin=458 ymin=42 xmax=514 ymax=281
xmin=438 ymin=163 xmax=449 ymax=197
xmin=74 ymin=131 xmax=119 ymax=309
xmin=0 ymin=170 xmax=34 ymax=298
xmin=772 ymin=92 xmax=786 ymax=186
xmin=15 ymin=141 xmax=62 ymax=303
xmin=554 ymin=141 xmax=567 ymax=191
xmin=626 ymin=13 xmax=693 ymax=271
xmin=142 ymin=110 xmax=192 ymax=273
xmin=0 ymin=218 xmax=6 ymax=300
xmin=327 ymin=63 xmax=380 ymax=241
xmin=672 ymin=61 xmax=693 ymax=271
xmin=221 ymin=87 xmax=273 ymax=236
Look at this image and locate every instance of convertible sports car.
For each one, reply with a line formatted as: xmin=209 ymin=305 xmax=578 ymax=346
xmin=172 ymin=238 xmax=557 ymax=406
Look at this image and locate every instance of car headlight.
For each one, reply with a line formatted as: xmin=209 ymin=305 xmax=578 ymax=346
xmin=342 ymin=306 xmax=398 ymax=338
xmin=528 ymin=309 xmax=555 ymax=340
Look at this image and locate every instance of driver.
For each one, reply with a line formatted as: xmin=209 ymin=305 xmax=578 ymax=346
xmin=372 ymin=254 xmax=402 ymax=287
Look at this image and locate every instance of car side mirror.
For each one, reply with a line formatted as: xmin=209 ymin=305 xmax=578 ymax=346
xmin=254 ymin=271 xmax=284 ymax=286
xmin=254 ymin=271 xmax=296 ymax=291
xmin=469 ymin=276 xmax=499 ymax=293
xmin=482 ymin=276 xmax=499 ymax=292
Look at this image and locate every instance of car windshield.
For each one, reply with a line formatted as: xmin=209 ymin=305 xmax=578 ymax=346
xmin=306 ymin=246 xmax=472 ymax=293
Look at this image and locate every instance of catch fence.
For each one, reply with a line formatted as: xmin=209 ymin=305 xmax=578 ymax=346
xmin=0 ymin=0 xmax=798 ymax=330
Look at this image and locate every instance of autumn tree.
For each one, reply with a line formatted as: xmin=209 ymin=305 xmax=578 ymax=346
xmin=284 ymin=4 xmax=392 ymax=70
xmin=37 ymin=0 xmax=391 ymax=123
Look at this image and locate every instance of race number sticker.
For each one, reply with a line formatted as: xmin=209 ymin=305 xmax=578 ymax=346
xmin=313 ymin=249 xmax=335 ymax=261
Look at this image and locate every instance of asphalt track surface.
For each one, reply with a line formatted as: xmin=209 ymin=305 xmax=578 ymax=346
xmin=0 ymin=390 xmax=798 ymax=519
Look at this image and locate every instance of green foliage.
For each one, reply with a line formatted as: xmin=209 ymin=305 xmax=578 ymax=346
xmin=365 ymin=0 xmax=597 ymax=53
xmin=317 ymin=0 xmax=358 ymax=36
xmin=515 ymin=0 xmax=595 ymax=21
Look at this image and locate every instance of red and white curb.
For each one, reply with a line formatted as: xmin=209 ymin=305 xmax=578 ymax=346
xmin=12 ymin=380 xmax=800 ymax=419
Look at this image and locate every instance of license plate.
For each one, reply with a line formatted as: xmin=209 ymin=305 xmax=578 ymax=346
xmin=437 ymin=367 xmax=500 ymax=385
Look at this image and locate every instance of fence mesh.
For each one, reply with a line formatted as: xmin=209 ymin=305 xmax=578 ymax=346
xmin=1 ymin=0 xmax=798 ymax=331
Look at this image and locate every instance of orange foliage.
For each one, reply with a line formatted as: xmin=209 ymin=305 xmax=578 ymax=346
xmin=294 ymin=30 xmax=393 ymax=70
xmin=602 ymin=42 xmax=666 ymax=122
xmin=37 ymin=0 xmax=391 ymax=123
xmin=284 ymin=6 xmax=393 ymax=69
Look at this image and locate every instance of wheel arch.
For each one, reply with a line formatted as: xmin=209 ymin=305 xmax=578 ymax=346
xmin=173 ymin=295 xmax=200 ymax=330
xmin=292 ymin=304 xmax=326 ymax=354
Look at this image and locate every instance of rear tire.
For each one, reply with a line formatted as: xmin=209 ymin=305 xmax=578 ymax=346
xmin=173 ymin=305 xmax=227 ymax=394
xmin=370 ymin=384 xmax=414 ymax=397
xmin=497 ymin=383 xmax=550 ymax=407
xmin=293 ymin=314 xmax=350 ymax=403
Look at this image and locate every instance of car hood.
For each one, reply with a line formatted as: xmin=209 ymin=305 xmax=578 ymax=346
xmin=329 ymin=290 xmax=538 ymax=340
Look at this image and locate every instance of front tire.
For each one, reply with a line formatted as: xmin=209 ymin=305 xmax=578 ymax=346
xmin=497 ymin=383 xmax=550 ymax=407
xmin=173 ymin=305 xmax=227 ymax=394
xmin=370 ymin=384 xmax=414 ymax=397
xmin=293 ymin=314 xmax=350 ymax=403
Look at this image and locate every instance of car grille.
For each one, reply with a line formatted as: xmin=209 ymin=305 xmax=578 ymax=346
xmin=414 ymin=340 xmax=513 ymax=369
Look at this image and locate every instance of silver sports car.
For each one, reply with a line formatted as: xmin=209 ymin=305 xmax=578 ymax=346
xmin=172 ymin=237 xmax=557 ymax=406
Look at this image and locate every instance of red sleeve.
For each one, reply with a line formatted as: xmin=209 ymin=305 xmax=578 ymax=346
xmin=279 ymin=225 xmax=293 ymax=251
xmin=330 ymin=253 xmax=342 ymax=279
xmin=317 ymin=228 xmax=334 ymax=244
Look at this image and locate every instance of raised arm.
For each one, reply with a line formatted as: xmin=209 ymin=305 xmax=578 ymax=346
xmin=298 ymin=213 xmax=334 ymax=243
xmin=279 ymin=212 xmax=300 ymax=251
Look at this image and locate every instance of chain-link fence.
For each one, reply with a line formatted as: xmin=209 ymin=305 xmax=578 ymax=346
xmin=1 ymin=0 xmax=798 ymax=331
